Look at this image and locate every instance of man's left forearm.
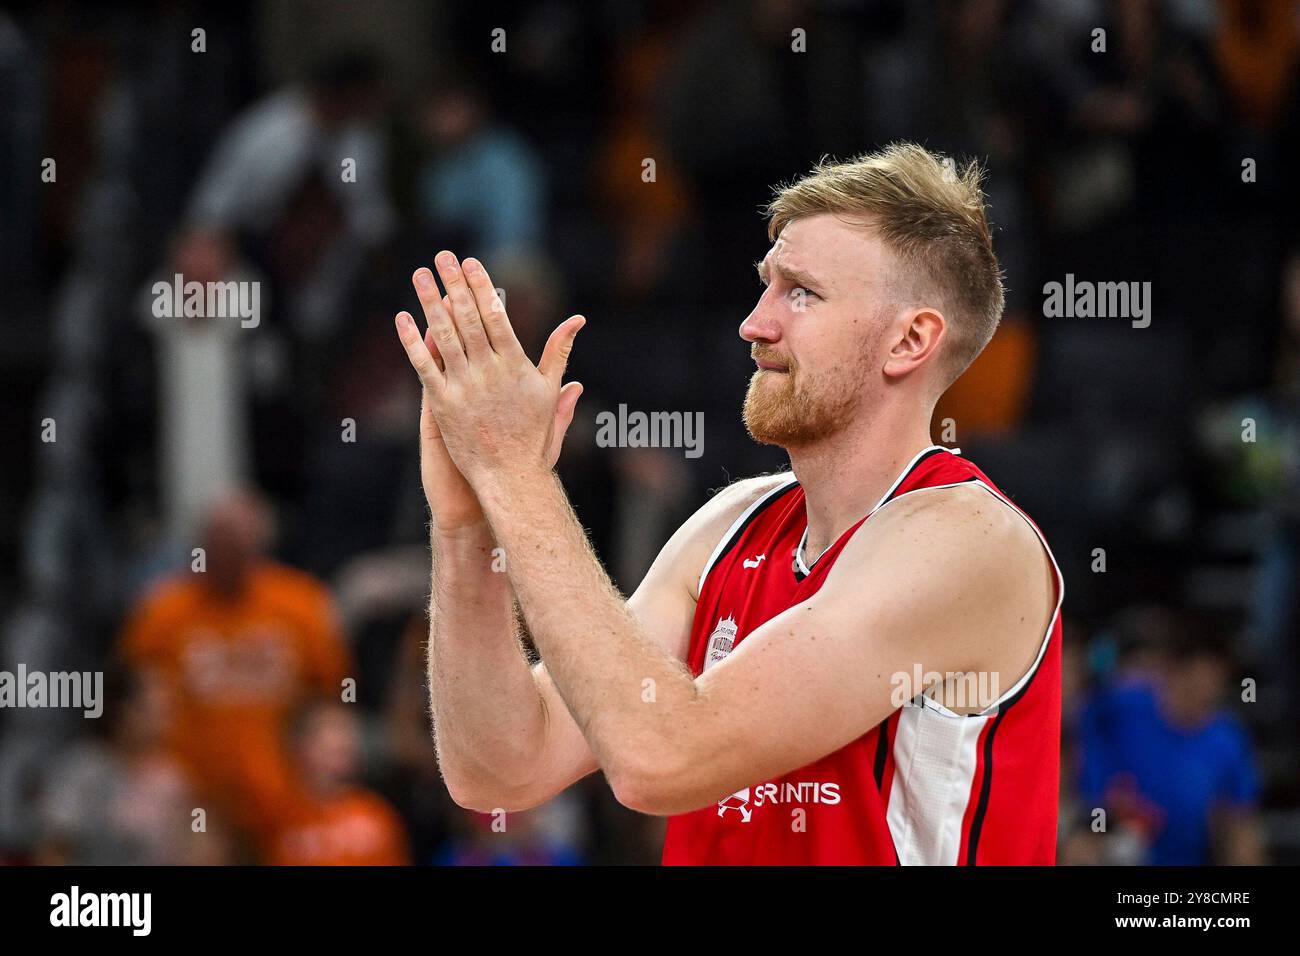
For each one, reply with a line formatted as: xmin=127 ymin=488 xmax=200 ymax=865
xmin=472 ymin=465 xmax=698 ymax=792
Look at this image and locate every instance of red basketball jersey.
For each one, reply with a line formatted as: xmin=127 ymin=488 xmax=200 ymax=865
xmin=661 ymin=445 xmax=1063 ymax=865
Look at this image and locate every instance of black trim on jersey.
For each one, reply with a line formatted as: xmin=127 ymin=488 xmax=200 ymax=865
xmin=871 ymin=717 xmax=901 ymax=865
xmin=873 ymin=718 xmax=890 ymax=789
xmin=964 ymin=713 xmax=1002 ymax=865
xmin=702 ymin=480 xmax=801 ymax=589
xmin=963 ymin=663 xmax=1036 ymax=865
xmin=878 ymin=717 xmax=899 ymax=868
xmin=900 ymin=445 xmax=950 ymax=483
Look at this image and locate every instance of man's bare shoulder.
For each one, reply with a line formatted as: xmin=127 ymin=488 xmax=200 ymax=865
xmin=822 ymin=482 xmax=1055 ymax=692
xmin=649 ymin=473 xmax=794 ymax=602
xmin=690 ymin=473 xmax=794 ymax=547
xmin=703 ymin=472 xmax=795 ymax=522
xmin=839 ymin=482 xmax=1048 ymax=601
xmin=857 ymin=481 xmax=1042 ymax=558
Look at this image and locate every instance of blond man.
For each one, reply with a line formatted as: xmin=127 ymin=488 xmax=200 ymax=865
xmin=394 ymin=143 xmax=1063 ymax=865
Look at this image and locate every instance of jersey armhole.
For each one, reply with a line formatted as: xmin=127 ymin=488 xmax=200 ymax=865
xmin=873 ymin=479 xmax=1064 ymax=719
xmin=696 ymin=476 xmax=799 ymax=596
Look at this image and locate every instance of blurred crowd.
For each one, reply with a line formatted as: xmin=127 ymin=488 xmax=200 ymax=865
xmin=1 ymin=0 xmax=1297 ymax=865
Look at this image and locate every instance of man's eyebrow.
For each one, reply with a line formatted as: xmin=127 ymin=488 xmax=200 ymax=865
xmin=772 ymin=260 xmax=825 ymax=291
xmin=756 ymin=256 xmax=826 ymax=292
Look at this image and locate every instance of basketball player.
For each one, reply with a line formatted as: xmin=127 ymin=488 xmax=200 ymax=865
xmin=393 ymin=143 xmax=1063 ymax=865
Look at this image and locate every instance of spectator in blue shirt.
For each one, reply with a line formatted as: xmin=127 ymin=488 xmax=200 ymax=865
xmin=1078 ymin=628 xmax=1266 ymax=864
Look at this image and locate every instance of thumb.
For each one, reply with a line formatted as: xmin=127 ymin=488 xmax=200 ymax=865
xmin=538 ymin=315 xmax=585 ymax=387
xmin=548 ymin=381 xmax=584 ymax=466
xmin=555 ymin=380 xmax=584 ymax=429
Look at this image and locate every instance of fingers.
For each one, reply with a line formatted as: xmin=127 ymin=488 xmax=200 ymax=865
xmin=547 ymin=380 xmax=584 ymax=467
xmin=395 ymin=311 xmax=445 ymax=390
xmin=422 ymin=295 xmax=454 ymax=372
xmin=556 ymin=380 xmax=584 ymax=431
xmin=413 ymin=268 xmax=466 ymax=374
xmin=462 ymin=257 xmax=525 ymax=359
xmin=434 ymin=252 xmax=491 ymax=361
xmin=409 ymin=256 xmax=586 ymax=399
xmin=538 ymin=315 xmax=586 ymax=388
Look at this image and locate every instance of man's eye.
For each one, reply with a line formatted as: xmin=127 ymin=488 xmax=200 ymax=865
xmin=790 ymin=287 xmax=818 ymax=301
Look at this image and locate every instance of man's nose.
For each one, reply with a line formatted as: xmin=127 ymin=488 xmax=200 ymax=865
xmin=739 ymin=296 xmax=782 ymax=344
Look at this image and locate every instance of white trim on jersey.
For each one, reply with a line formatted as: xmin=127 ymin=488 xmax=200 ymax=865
xmin=697 ymin=474 xmax=798 ymax=596
xmin=887 ymin=699 xmax=989 ymax=865
xmin=793 ymin=444 xmax=960 ymax=574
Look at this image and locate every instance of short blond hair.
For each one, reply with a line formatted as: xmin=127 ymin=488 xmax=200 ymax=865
xmin=765 ymin=143 xmax=1004 ymax=387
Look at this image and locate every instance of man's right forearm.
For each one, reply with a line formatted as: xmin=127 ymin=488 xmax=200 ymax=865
xmin=427 ymin=523 xmax=548 ymax=805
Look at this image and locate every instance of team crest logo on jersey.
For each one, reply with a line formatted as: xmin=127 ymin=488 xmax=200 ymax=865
xmin=717 ymin=787 xmax=753 ymax=823
xmin=703 ymin=615 xmax=738 ymax=673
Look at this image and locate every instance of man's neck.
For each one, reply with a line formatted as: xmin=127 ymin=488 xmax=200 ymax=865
xmin=787 ymin=407 xmax=936 ymax=564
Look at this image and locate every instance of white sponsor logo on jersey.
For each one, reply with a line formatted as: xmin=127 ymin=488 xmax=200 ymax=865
xmin=717 ymin=788 xmax=752 ymax=822
xmin=717 ymin=781 xmax=842 ymax=823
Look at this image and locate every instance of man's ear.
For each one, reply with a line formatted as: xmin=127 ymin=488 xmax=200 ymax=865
xmin=882 ymin=307 xmax=945 ymax=380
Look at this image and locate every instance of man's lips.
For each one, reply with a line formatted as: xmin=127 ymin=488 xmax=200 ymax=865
xmin=754 ymin=359 xmax=790 ymax=372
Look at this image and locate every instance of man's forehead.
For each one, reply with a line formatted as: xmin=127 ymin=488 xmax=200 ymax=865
xmin=765 ymin=214 xmax=883 ymax=279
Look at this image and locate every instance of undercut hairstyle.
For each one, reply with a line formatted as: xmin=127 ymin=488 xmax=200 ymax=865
xmin=765 ymin=143 xmax=1005 ymax=389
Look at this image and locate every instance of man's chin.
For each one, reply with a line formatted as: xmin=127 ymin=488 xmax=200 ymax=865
xmin=744 ymin=425 xmax=789 ymax=447
xmin=743 ymin=392 xmax=845 ymax=448
xmin=745 ymin=419 xmax=832 ymax=449
xmin=742 ymin=405 xmax=799 ymax=447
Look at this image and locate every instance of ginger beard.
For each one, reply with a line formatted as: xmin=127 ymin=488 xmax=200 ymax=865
xmin=742 ymin=336 xmax=877 ymax=447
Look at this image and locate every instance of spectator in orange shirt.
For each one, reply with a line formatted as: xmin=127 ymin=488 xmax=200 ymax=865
xmin=266 ymin=699 xmax=409 ymax=866
xmin=118 ymin=490 xmax=353 ymax=850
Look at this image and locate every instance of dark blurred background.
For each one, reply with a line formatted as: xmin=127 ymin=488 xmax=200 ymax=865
xmin=0 ymin=0 xmax=1297 ymax=865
